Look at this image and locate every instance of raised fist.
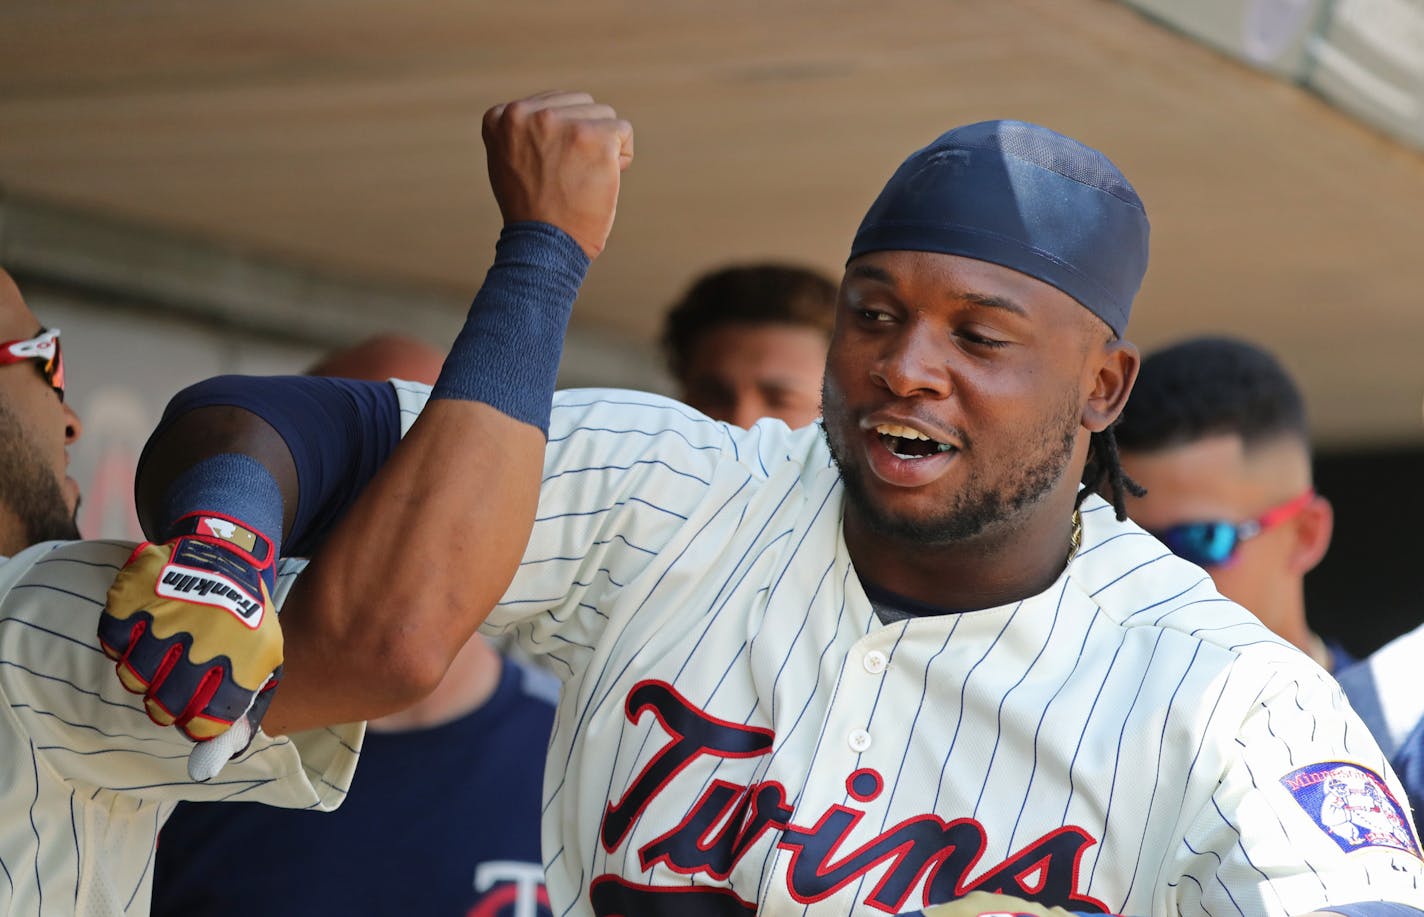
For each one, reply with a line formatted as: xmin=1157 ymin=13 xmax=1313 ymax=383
xmin=482 ymin=90 xmax=634 ymax=259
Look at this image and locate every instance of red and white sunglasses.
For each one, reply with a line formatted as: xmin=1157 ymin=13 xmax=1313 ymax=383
xmin=0 ymin=328 xmax=65 ymax=401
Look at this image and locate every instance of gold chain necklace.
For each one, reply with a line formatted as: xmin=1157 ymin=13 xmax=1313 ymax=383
xmin=1067 ymin=507 xmax=1083 ymax=564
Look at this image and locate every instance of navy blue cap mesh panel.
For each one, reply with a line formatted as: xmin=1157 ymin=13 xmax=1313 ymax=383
xmin=849 ymin=120 xmax=1150 ymax=336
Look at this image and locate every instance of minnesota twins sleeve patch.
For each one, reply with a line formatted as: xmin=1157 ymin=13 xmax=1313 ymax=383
xmin=1281 ymin=762 xmax=1421 ymax=856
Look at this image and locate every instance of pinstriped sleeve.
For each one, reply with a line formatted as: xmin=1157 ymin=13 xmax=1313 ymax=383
xmin=1165 ymin=650 xmax=1424 ymax=916
xmin=389 ymin=382 xmax=815 ymax=681
xmin=488 ymin=390 xmax=769 ymax=678
xmin=0 ymin=541 xmax=360 ymax=810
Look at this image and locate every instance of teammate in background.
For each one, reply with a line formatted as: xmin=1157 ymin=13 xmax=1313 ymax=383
xmin=303 ymin=331 xmax=446 ymax=380
xmin=153 ymin=334 xmax=557 ymax=917
xmin=0 ymin=267 xmax=361 ymax=916
xmin=1113 ymin=337 xmax=1347 ymax=671
xmin=1338 ymin=622 xmax=1424 ymax=836
xmin=0 ymin=272 xmax=83 ymax=553
xmin=1334 ymin=391 xmax=1424 ymax=835
xmin=662 ymin=263 xmax=835 ymax=428
xmin=108 ymin=93 xmax=1424 ymax=915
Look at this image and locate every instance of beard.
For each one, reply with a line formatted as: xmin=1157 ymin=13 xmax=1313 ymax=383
xmin=0 ymin=402 xmax=80 ymax=549
xmin=822 ymin=381 xmax=1080 ymax=546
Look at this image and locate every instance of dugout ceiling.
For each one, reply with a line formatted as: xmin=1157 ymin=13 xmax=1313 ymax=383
xmin=1 ymin=0 xmax=1423 ymax=446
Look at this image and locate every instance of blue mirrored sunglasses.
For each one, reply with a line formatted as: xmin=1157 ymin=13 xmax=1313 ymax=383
xmin=1152 ymin=489 xmax=1315 ymax=568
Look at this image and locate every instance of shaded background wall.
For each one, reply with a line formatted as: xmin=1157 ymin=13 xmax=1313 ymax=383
xmin=1311 ymin=448 xmax=1424 ymax=655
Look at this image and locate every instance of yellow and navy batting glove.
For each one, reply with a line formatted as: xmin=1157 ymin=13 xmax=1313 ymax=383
xmin=99 ymin=512 xmax=281 ymax=748
xmin=905 ymin=892 xmax=1124 ymax=917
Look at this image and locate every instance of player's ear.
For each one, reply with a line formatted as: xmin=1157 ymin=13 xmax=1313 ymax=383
xmin=1287 ymin=492 xmax=1334 ymax=575
xmin=1082 ymin=338 xmax=1139 ymax=434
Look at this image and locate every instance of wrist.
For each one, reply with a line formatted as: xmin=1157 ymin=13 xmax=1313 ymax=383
xmin=165 ymin=511 xmax=275 ymax=570
xmin=494 ymin=221 xmax=591 ymax=284
xmin=430 ymin=222 xmax=589 ymax=433
xmin=160 ymin=453 xmax=284 ymax=585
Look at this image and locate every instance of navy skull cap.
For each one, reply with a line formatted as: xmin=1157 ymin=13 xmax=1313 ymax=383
xmin=848 ymin=120 xmax=1149 ymax=337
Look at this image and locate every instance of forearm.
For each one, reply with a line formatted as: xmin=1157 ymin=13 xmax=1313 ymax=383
xmin=264 ymin=223 xmax=589 ymax=732
xmin=270 ymin=401 xmax=545 ymax=731
xmin=110 ymin=91 xmax=629 ymax=741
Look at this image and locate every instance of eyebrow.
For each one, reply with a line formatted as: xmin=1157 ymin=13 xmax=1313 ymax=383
xmin=848 ymin=264 xmax=1028 ymax=317
xmin=959 ymin=291 xmax=1028 ymax=317
xmin=846 ymin=264 xmax=895 ymax=285
xmin=758 ymin=377 xmax=821 ymax=394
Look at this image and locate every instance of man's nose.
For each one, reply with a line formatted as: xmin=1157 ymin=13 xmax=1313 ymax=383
xmin=869 ymin=325 xmax=952 ymax=399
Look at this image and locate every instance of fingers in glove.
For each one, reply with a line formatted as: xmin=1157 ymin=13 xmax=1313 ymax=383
xmin=184 ymin=670 xmax=278 ymax=770
xmin=144 ymin=648 xmax=256 ymax=734
xmin=98 ymin=612 xmax=155 ymax=693
xmin=179 ymin=667 xmax=277 ymax=741
xmin=102 ymin=610 xmax=181 ymax=699
xmin=140 ymin=641 xmax=191 ymax=726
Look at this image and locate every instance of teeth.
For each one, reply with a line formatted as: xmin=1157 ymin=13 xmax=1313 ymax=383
xmin=875 ymin=423 xmax=931 ymax=441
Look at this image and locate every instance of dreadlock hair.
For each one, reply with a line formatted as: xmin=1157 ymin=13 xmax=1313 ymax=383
xmin=1078 ymin=420 xmax=1145 ymax=522
xmin=1075 ymin=324 xmax=1145 ymax=521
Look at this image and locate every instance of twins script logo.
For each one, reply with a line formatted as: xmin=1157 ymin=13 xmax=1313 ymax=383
xmin=591 ymin=680 xmax=1108 ymax=916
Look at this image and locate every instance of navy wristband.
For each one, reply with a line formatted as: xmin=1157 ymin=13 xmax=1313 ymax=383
xmin=161 ymin=454 xmax=283 ymax=548
xmin=160 ymin=453 xmax=284 ymax=590
xmin=430 ymin=221 xmax=589 ymax=433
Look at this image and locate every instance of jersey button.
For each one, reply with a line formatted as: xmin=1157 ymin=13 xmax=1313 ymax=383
xmin=848 ymin=729 xmax=872 ymax=752
xmin=863 ymin=650 xmax=888 ymax=674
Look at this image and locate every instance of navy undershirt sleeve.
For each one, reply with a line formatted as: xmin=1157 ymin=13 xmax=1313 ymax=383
xmin=141 ymin=375 xmax=400 ymax=557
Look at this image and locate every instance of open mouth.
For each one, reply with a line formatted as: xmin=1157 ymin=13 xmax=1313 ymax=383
xmin=874 ymin=423 xmax=956 ymax=460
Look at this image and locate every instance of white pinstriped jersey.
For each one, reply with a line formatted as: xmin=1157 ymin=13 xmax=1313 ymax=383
xmin=394 ymin=382 xmax=1424 ymax=917
xmin=0 ymin=539 xmax=362 ymax=917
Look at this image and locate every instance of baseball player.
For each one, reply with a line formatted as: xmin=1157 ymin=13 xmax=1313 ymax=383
xmin=1114 ymin=337 xmax=1346 ymax=672
xmin=662 ymin=263 xmax=837 ymax=429
xmin=150 ymin=335 xmax=558 ymax=917
xmin=1338 ymin=623 xmax=1424 ymax=837
xmin=106 ymin=93 xmax=1424 ymax=916
xmin=0 ymin=268 xmax=361 ymax=917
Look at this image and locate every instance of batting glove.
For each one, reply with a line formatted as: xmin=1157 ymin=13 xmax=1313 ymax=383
xmin=99 ymin=512 xmax=282 ymax=774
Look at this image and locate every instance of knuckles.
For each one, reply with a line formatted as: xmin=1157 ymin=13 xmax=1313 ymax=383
xmin=567 ymin=120 xmax=606 ymax=152
xmin=528 ymin=105 xmax=561 ymax=134
xmin=483 ymin=94 xmax=623 ymax=158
